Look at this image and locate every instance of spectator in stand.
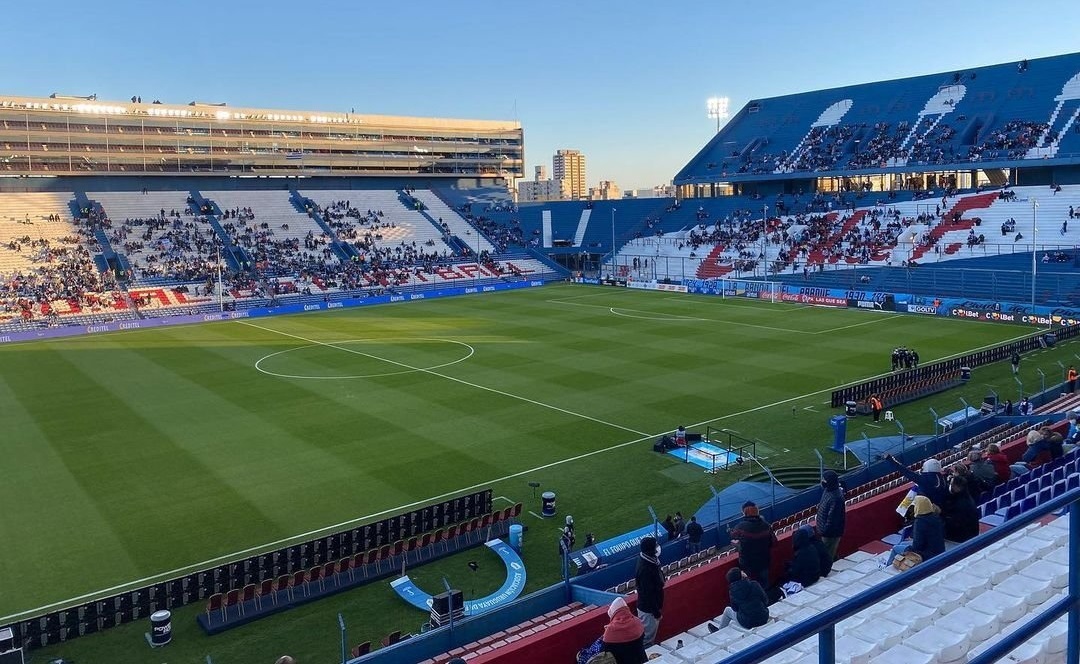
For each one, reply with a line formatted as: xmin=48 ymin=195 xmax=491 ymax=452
xmin=672 ymin=512 xmax=686 ymax=539
xmin=985 ymin=443 xmax=1012 ymax=484
xmin=815 ymin=470 xmax=846 ymax=560
xmin=686 ymin=515 xmax=704 ymax=554
xmin=884 ymin=455 xmax=949 ymax=509
xmin=942 ymin=475 xmax=980 ymax=543
xmin=786 ymin=524 xmax=824 ymax=587
xmin=600 ymin=597 xmax=648 ymax=664
xmin=717 ymin=567 xmax=770 ymax=629
xmin=1019 ymin=396 xmax=1033 ymax=415
xmin=729 ymin=501 xmax=777 ymax=588
xmin=966 ymin=448 xmax=1000 ymax=491
xmin=889 ymin=496 xmax=946 ymax=563
xmin=633 ymin=536 xmax=664 ymax=647
xmin=657 ymin=515 xmax=674 ymax=542
xmin=1013 ymin=426 xmax=1065 ymax=476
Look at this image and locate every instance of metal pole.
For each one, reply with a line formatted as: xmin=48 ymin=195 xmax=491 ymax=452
xmin=217 ymin=240 xmax=224 ymax=312
xmin=1032 ymin=198 xmax=1038 ymax=313
xmin=611 ymin=208 xmax=616 ymax=275
xmin=338 ymin=613 xmax=346 ymax=664
xmin=762 ymin=204 xmax=768 ymax=284
xmin=1068 ymin=501 xmax=1079 ymax=664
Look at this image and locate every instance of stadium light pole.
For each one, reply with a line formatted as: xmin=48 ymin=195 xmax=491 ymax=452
xmin=1031 ymin=198 xmax=1038 ymax=314
xmin=706 ymin=97 xmax=730 ymax=134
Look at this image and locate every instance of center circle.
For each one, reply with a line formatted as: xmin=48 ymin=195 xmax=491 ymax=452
xmin=254 ymin=338 xmax=475 ymax=380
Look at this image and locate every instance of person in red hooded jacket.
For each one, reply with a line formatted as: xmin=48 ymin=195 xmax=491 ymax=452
xmin=601 ymin=596 xmax=647 ymax=664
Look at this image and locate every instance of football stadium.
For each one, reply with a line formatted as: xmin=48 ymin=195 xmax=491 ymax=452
xmin=2 ymin=36 xmax=1080 ymax=664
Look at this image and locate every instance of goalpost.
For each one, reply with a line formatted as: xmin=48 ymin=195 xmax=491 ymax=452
xmin=714 ymin=278 xmax=782 ymax=304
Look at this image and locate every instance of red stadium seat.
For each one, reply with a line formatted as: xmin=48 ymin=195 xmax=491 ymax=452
xmin=239 ymin=584 xmax=256 ymax=614
xmin=206 ymin=593 xmax=224 ymax=621
xmin=256 ymin=578 xmax=276 ymax=609
xmin=351 ymin=641 xmax=371 ymax=657
xmin=291 ymin=570 xmax=308 ymax=598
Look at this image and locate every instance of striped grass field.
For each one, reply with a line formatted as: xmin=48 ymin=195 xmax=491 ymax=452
xmin=0 ymin=283 xmax=1050 ymax=662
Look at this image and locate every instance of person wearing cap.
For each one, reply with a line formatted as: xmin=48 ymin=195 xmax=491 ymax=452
xmin=888 ymin=495 xmax=945 ymax=563
xmin=717 ymin=567 xmax=769 ymax=629
xmin=815 ymin=470 xmax=845 ymax=560
xmin=633 ymin=536 xmax=664 ymax=647
xmin=884 ymin=454 xmax=948 ymax=508
xmin=728 ymin=501 xmax=776 ymax=588
xmin=600 ymin=597 xmax=647 ymax=663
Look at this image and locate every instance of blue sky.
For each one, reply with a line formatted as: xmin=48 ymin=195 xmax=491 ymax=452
xmin=4 ymin=1 xmax=1080 ymax=189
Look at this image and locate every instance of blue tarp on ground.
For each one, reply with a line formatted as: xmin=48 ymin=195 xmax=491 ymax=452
xmin=843 ymin=434 xmax=936 ymax=465
xmin=692 ymin=481 xmax=800 ymax=529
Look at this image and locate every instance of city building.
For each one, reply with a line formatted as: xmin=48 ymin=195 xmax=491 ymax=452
xmin=589 ymin=180 xmax=621 ymax=200
xmin=552 ymin=149 xmax=586 ymax=200
xmin=518 ymin=176 xmax=571 ymax=202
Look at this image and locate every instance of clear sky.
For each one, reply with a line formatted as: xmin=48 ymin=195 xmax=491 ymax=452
xmin=4 ymin=1 xmax=1079 ymax=190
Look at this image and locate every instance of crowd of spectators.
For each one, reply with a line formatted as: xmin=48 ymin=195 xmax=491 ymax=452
xmin=101 ymin=207 xmax=220 ymax=283
xmin=966 ymin=120 xmax=1050 ymax=161
xmin=0 ymin=223 xmax=120 ymax=325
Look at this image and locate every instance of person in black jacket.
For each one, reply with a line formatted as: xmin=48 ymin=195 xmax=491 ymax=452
xmin=633 ymin=536 xmax=665 ymax=647
xmin=718 ymin=567 xmax=770 ymax=629
xmin=884 ymin=455 xmax=948 ymax=508
xmin=686 ymin=515 xmax=704 ymax=554
xmin=815 ymin=470 xmax=845 ymax=560
xmin=942 ymin=475 xmax=980 ymax=543
xmin=729 ymin=501 xmax=776 ymax=588
xmin=889 ymin=495 xmax=946 ymax=563
xmin=786 ymin=525 xmax=823 ymax=587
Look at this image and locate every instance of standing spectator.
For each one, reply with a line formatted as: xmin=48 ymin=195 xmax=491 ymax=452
xmin=1003 ymin=399 xmax=1015 ymax=416
xmin=661 ymin=515 xmax=676 ymax=542
xmin=1011 ymin=350 xmax=1021 ymax=375
xmin=600 ymin=597 xmax=648 ymax=664
xmin=869 ymin=394 xmax=883 ymax=422
xmin=1019 ymin=397 xmax=1033 ymax=415
xmin=717 ymin=567 xmax=770 ymax=629
xmin=672 ymin=512 xmax=686 ymax=539
xmin=942 ymin=475 xmax=980 ymax=543
xmin=685 ymin=516 xmax=704 ymax=554
xmin=729 ymin=501 xmax=776 ymax=588
xmin=815 ymin=470 xmax=846 ymax=560
xmin=634 ymin=536 xmax=665 ymax=647
xmin=885 ymin=455 xmax=948 ymax=508
xmin=1068 ymin=365 xmax=1078 ymax=393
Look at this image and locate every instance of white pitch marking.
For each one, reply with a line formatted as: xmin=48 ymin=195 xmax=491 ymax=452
xmin=814 ymin=314 xmax=903 ymax=334
xmin=608 ymin=308 xmax=707 ymax=322
xmin=803 ymin=406 xmax=818 ymax=412
xmin=253 ymin=337 xmax=475 ymax=380
xmin=240 ymin=320 xmax=649 ymax=437
xmin=494 ymin=496 xmax=515 ymax=505
xmin=0 ymin=322 xmax=1041 ymax=622
xmin=528 ymin=511 xmax=545 ymax=520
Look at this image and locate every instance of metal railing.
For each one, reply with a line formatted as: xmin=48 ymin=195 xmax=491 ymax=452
xmin=718 ymin=488 xmax=1080 ymax=664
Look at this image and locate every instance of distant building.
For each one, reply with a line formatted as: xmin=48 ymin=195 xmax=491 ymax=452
xmin=623 ymin=185 xmax=675 ymax=199
xmin=519 ymin=176 xmax=572 ymax=202
xmin=589 ymin=180 xmax=621 ymax=201
xmin=535 ymin=165 xmax=548 ymax=181
xmin=553 ymin=149 xmax=587 ymax=200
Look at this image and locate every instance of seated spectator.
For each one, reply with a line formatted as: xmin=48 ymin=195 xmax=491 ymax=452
xmin=942 ymin=475 xmax=980 ymax=543
xmin=889 ymin=496 xmax=945 ymax=563
xmin=717 ymin=567 xmax=770 ymax=629
xmin=885 ymin=455 xmax=948 ymax=508
xmin=600 ymin=597 xmax=647 ymax=664
xmin=786 ymin=524 xmax=825 ymax=587
xmin=966 ymin=448 xmax=1000 ymax=490
xmin=1012 ymin=426 xmax=1063 ymax=475
xmin=985 ymin=443 xmax=1012 ymax=484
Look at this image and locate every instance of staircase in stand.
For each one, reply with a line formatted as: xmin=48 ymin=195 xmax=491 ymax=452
xmin=695 ymin=244 xmax=733 ymax=278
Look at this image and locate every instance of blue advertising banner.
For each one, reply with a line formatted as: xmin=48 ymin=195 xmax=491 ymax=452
xmin=0 ymin=279 xmax=550 ymax=345
xmin=391 ymin=539 xmax=526 ymax=616
xmin=568 ymin=523 xmax=657 ymax=569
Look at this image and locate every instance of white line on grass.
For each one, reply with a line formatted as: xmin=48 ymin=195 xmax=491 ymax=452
xmin=239 ymin=320 xmax=649 ymax=437
xmin=528 ymin=511 xmax=545 ymax=520
xmin=0 ymin=324 xmax=1042 ymax=622
xmin=548 ymin=299 xmax=806 ymax=333
xmin=814 ymin=314 xmax=904 ymax=334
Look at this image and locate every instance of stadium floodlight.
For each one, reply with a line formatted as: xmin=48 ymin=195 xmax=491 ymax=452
xmin=706 ymin=96 xmax=730 ymax=133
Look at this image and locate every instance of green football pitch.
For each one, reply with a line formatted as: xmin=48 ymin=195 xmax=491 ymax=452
xmin=1 ymin=283 xmax=1060 ymax=663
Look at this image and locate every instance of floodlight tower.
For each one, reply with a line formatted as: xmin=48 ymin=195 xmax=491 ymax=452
xmin=706 ymin=97 xmax=730 ymax=133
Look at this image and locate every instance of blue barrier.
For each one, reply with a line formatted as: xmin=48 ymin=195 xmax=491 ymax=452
xmin=391 ymin=540 xmax=526 ymax=617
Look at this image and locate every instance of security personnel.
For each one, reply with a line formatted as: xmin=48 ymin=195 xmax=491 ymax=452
xmin=869 ymin=394 xmax=883 ymax=422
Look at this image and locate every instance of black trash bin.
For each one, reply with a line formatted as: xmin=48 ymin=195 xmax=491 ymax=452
xmin=541 ymin=491 xmax=556 ymax=518
xmin=845 ymin=400 xmax=857 ymax=416
xmin=150 ymin=610 xmax=172 ymax=647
